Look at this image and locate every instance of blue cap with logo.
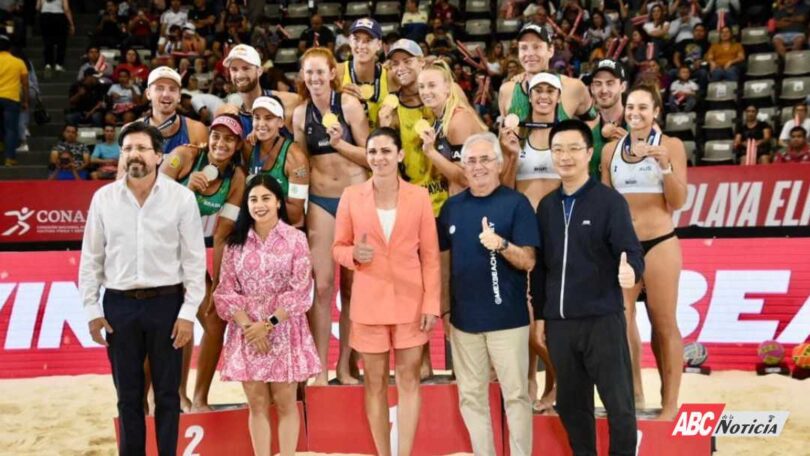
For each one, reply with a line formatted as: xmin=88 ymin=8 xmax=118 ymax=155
xmin=350 ymin=17 xmax=383 ymax=40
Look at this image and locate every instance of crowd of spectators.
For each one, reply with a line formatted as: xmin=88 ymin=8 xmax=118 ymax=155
xmin=16 ymin=0 xmax=810 ymax=175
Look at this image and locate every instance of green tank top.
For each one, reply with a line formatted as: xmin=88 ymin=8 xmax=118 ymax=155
xmin=590 ymin=122 xmax=604 ymax=181
xmin=508 ymin=76 xmax=568 ymax=122
xmin=250 ymin=138 xmax=292 ymax=196
xmin=180 ymin=151 xmax=232 ymax=217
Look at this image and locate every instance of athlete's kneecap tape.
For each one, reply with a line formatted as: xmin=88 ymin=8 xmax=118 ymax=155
xmin=288 ymin=183 xmax=309 ymax=200
xmin=220 ymin=203 xmax=240 ymax=221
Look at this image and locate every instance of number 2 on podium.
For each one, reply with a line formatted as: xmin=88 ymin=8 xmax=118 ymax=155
xmin=183 ymin=425 xmax=204 ymax=456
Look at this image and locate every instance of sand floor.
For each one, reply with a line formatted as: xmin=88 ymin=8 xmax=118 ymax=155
xmin=0 ymin=369 xmax=806 ymax=455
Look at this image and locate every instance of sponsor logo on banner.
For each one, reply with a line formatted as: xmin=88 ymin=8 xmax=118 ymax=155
xmin=673 ymin=164 xmax=810 ymax=228
xmin=0 ymin=180 xmax=105 ymax=243
xmin=672 ymin=404 xmax=789 ymax=437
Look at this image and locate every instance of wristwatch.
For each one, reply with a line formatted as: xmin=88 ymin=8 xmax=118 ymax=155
xmin=496 ymin=238 xmax=509 ymax=252
xmin=266 ymin=314 xmax=280 ymax=328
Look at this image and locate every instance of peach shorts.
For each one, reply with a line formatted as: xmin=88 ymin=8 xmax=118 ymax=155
xmin=350 ymin=320 xmax=429 ymax=354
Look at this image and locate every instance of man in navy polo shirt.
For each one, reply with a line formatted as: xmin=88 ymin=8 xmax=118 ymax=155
xmin=438 ymin=132 xmax=539 ymax=456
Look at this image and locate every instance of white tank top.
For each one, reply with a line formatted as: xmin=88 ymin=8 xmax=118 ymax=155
xmin=40 ymin=0 xmax=65 ymax=14
xmin=377 ymin=208 xmax=397 ymax=242
xmin=517 ymin=137 xmax=559 ymax=181
xmin=610 ymin=131 xmax=665 ymax=194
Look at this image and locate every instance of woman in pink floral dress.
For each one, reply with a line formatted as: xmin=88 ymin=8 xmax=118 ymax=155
xmin=214 ymin=174 xmax=321 ymax=456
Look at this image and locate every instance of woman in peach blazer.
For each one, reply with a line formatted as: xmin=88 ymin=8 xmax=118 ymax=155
xmin=333 ymin=127 xmax=441 ymax=456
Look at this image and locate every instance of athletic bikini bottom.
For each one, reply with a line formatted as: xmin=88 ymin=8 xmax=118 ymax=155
xmin=640 ymin=231 xmax=677 ymax=256
xmin=309 ymin=194 xmax=341 ymax=218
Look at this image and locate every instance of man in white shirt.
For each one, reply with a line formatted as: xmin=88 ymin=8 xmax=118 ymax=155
xmin=79 ymin=121 xmax=206 ymax=456
xmin=779 ymin=103 xmax=810 ymax=148
xmin=160 ymin=0 xmax=188 ymax=36
xmin=668 ymin=3 xmax=702 ymax=44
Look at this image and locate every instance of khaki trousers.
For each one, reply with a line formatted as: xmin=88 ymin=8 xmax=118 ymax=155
xmin=451 ymin=324 xmax=532 ymax=456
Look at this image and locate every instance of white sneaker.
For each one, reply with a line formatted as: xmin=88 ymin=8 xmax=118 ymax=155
xmin=55 ymin=64 xmax=65 ymax=72
xmin=16 ymin=143 xmax=28 ymax=153
xmin=44 ymin=64 xmax=52 ymax=71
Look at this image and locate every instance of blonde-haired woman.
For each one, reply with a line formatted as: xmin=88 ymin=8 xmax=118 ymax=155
xmin=292 ymin=47 xmax=370 ymax=385
xmin=417 ymin=60 xmax=487 ymax=195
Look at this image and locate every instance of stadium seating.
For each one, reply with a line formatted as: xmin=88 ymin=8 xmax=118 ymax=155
xmin=665 ymin=112 xmax=697 ymax=141
xmin=701 ymin=140 xmax=736 ymax=164
xmin=742 ymin=79 xmax=776 ymax=108
xmin=702 ymin=110 xmax=736 ymax=141
xmin=779 ymin=77 xmax=810 ymax=106
xmin=745 ymin=53 xmax=779 ymax=79
xmin=784 ymin=50 xmax=810 ymax=77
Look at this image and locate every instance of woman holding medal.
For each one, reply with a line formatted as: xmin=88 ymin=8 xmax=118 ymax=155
xmin=160 ymin=113 xmax=247 ymax=411
xmin=416 ymin=60 xmax=487 ymax=196
xmin=600 ymin=84 xmax=688 ymax=420
xmin=336 ymin=18 xmax=398 ymax=130
xmin=244 ymin=96 xmax=310 ymax=226
xmin=292 ymin=47 xmax=370 ymax=386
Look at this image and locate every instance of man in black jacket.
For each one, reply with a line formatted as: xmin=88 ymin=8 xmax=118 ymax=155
xmin=531 ymin=119 xmax=644 ymax=456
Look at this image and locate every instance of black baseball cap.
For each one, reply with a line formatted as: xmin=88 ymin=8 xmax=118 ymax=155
xmin=589 ymin=59 xmax=627 ymax=82
xmin=517 ymin=24 xmax=553 ymax=43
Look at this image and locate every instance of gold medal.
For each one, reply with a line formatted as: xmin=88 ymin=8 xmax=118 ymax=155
xmin=504 ymin=113 xmax=520 ymax=130
xmin=360 ymin=84 xmax=375 ymax=100
xmin=322 ymin=112 xmax=339 ymax=128
xmin=383 ymin=94 xmax=399 ymax=108
xmin=414 ymin=118 xmax=431 ymax=136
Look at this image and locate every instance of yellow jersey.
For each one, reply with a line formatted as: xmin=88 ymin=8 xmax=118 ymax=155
xmin=0 ymin=52 xmax=27 ymax=103
xmin=342 ymin=60 xmax=389 ymax=130
xmin=396 ymin=97 xmax=448 ymax=216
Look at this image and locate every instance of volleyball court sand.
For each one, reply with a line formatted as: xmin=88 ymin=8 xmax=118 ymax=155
xmin=0 ymin=369 xmax=806 ymax=455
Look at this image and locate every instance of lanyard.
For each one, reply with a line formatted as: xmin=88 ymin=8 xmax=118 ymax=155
xmin=144 ymin=112 xmax=178 ymax=132
xmin=349 ymin=61 xmax=382 ymax=102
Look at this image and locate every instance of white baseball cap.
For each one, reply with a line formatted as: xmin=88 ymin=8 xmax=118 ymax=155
xmin=529 ymin=72 xmax=562 ymax=91
xmin=224 ymin=44 xmax=262 ymax=68
xmin=147 ymin=66 xmax=182 ymax=87
xmin=252 ymin=96 xmax=284 ymax=118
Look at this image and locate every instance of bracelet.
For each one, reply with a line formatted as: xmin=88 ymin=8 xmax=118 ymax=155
xmin=661 ymin=164 xmax=673 ymax=175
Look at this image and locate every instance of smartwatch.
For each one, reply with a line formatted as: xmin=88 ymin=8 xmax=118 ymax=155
xmin=267 ymin=314 xmax=280 ymax=328
xmin=496 ymin=238 xmax=509 ymax=252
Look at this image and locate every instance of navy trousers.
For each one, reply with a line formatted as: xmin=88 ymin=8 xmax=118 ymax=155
xmin=104 ymin=290 xmax=183 ymax=456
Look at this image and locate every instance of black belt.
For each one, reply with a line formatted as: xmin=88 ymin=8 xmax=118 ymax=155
xmin=106 ymin=284 xmax=183 ymax=300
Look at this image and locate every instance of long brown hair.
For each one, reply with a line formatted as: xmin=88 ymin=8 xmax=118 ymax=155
xmin=296 ymin=47 xmax=343 ymax=101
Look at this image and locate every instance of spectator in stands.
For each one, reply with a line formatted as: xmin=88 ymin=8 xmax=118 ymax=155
xmin=775 ymin=126 xmax=810 ymax=163
xmin=626 ymin=29 xmax=654 ymax=72
xmin=668 ymin=3 xmax=701 ymax=44
xmin=113 ymin=49 xmax=150 ymax=87
xmin=773 ymin=0 xmax=809 ymax=58
xmin=67 ymin=68 xmax=107 ymax=127
xmin=706 ymin=26 xmax=744 ymax=81
xmin=426 ymin=20 xmax=456 ymax=52
xmin=524 ymin=0 xmax=557 ymax=20
xmin=90 ymin=125 xmax=121 ymax=179
xmin=701 ymin=0 xmax=741 ymax=29
xmin=105 ymin=69 xmax=142 ymax=125
xmin=401 ymin=0 xmax=429 ymax=43
xmin=93 ymin=1 xmax=124 ymax=48
xmin=189 ymin=90 xmax=224 ymax=125
xmin=49 ymin=149 xmax=85 ymax=180
xmin=259 ymin=62 xmax=294 ymax=93
xmin=667 ymin=66 xmax=699 ymax=112
xmin=157 ymin=24 xmax=184 ymax=60
xmin=642 ymin=4 xmax=670 ymax=49
xmin=49 ymin=124 xmax=90 ymax=178
xmin=602 ymin=0 xmax=629 ymax=29
xmin=250 ymin=16 xmax=282 ymax=58
xmin=484 ymin=42 xmax=507 ymax=79
xmin=505 ymin=59 xmax=521 ymax=81
xmin=525 ymin=6 xmax=555 ymax=38
xmin=734 ymin=105 xmax=773 ymax=164
xmin=160 ymin=0 xmax=188 ymax=37
xmin=217 ymin=1 xmax=250 ymax=43
xmin=779 ymin=103 xmax=810 ymax=148
xmin=298 ymin=14 xmax=335 ymax=54
xmin=124 ymin=8 xmax=156 ymax=51
xmin=188 ymin=0 xmax=216 ymax=44
xmin=76 ymin=46 xmax=113 ymax=84
xmin=180 ymin=23 xmax=207 ymax=57
xmin=0 ymin=35 xmax=28 ymax=167
xmin=584 ymin=11 xmax=614 ymax=52
xmin=672 ymin=23 xmax=710 ymax=89
xmin=432 ymin=0 xmax=460 ymax=33
xmin=37 ymin=0 xmax=74 ymax=74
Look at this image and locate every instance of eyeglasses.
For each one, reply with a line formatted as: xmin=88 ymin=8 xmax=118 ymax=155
xmin=121 ymin=145 xmax=155 ymax=154
xmin=551 ymin=145 xmax=588 ymax=156
xmin=463 ymin=155 xmax=498 ymax=168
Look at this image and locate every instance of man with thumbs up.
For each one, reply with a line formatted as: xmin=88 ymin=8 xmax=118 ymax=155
xmin=437 ymin=132 xmax=539 ymax=456
xmin=531 ymin=119 xmax=644 ymax=456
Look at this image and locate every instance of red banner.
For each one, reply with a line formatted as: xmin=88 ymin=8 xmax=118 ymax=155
xmin=673 ymin=164 xmax=810 ymax=228
xmin=0 ymin=180 xmax=105 ymax=243
xmin=1 ymin=238 xmax=808 ymax=378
